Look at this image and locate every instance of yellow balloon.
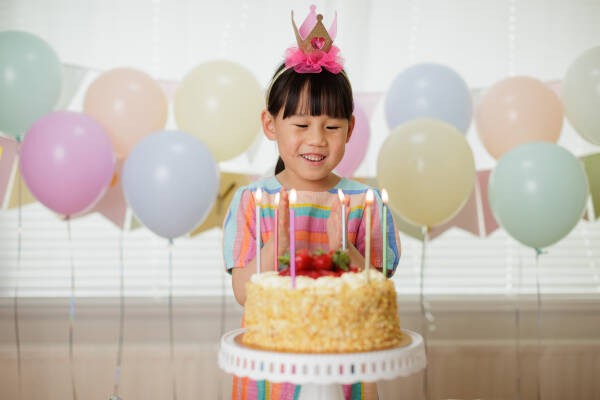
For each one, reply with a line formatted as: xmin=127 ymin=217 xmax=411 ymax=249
xmin=174 ymin=61 xmax=263 ymax=161
xmin=377 ymin=119 xmax=476 ymax=227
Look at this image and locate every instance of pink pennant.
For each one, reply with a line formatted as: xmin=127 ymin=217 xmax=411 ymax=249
xmin=354 ymin=92 xmax=382 ymax=121
xmin=0 ymin=136 xmax=18 ymax=208
xmin=157 ymin=79 xmax=178 ymax=103
xmin=92 ymin=157 xmax=128 ymax=228
xmin=429 ymin=184 xmax=479 ymax=240
xmin=73 ymin=157 xmax=128 ymax=228
xmin=477 ymin=170 xmax=499 ymax=236
xmin=547 ymin=80 xmax=561 ymax=97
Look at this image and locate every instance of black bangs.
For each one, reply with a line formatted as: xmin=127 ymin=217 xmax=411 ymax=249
xmin=267 ymin=64 xmax=353 ymax=120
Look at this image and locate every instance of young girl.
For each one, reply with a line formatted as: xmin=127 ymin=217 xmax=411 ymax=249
xmin=222 ymin=7 xmax=401 ymax=400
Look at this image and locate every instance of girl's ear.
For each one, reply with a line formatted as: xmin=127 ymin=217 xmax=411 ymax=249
xmin=262 ymin=110 xmax=277 ymax=141
xmin=345 ymin=114 xmax=356 ymax=143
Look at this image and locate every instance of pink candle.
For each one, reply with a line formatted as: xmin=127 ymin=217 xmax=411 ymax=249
xmin=289 ymin=189 xmax=297 ymax=288
xmin=274 ymin=192 xmax=280 ymax=271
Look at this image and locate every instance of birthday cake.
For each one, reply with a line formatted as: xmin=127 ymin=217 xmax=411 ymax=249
xmin=242 ymin=250 xmax=404 ymax=353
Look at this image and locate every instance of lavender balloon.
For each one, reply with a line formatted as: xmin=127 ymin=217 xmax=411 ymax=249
xmin=384 ymin=63 xmax=472 ymax=134
xmin=19 ymin=111 xmax=115 ymax=216
xmin=122 ymin=130 xmax=219 ymax=239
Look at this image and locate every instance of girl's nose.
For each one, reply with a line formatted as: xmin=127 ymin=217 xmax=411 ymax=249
xmin=306 ymin=125 xmax=327 ymax=146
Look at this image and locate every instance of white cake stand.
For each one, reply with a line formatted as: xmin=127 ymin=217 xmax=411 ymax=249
xmin=218 ymin=328 xmax=426 ymax=400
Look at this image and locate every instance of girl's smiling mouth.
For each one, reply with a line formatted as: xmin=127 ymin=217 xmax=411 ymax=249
xmin=300 ymin=153 xmax=327 ymax=163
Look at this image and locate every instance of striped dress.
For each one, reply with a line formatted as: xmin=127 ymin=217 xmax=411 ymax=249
xmin=222 ymin=176 xmax=401 ymax=400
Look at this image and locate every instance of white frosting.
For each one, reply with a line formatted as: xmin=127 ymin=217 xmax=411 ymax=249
xmin=250 ymin=270 xmax=386 ymax=290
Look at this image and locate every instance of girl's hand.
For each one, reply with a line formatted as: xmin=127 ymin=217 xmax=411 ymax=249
xmin=326 ymin=193 xmax=350 ymax=251
xmin=277 ymin=188 xmax=290 ymax=256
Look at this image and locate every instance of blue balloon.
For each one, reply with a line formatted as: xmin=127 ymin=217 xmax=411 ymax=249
xmin=488 ymin=142 xmax=589 ymax=250
xmin=122 ymin=130 xmax=219 ymax=239
xmin=384 ymin=63 xmax=472 ymax=134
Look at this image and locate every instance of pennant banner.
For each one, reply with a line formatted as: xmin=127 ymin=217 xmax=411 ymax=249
xmin=55 ymin=64 xmax=90 ymax=111
xmin=368 ymin=171 xmax=500 ymax=242
xmin=70 ymin=158 xmax=129 ymax=228
xmin=0 ymin=136 xmax=18 ymax=209
xmin=582 ymin=153 xmax=600 ymax=221
xmin=7 ymin=166 xmax=37 ymax=209
xmin=189 ymin=172 xmax=252 ymax=237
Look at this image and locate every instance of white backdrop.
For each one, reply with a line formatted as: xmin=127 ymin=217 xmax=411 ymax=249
xmin=0 ymin=0 xmax=599 ymax=299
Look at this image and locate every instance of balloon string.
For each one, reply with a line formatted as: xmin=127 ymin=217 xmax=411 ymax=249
xmin=515 ymin=245 xmax=523 ymax=400
xmin=111 ymin=228 xmax=126 ymax=399
xmin=420 ymin=226 xmax=430 ymax=400
xmin=66 ymin=217 xmax=78 ymax=400
xmin=168 ymin=239 xmax=178 ymax=400
xmin=217 ymin=199 xmax=226 ymax=400
xmin=535 ymin=248 xmax=544 ymax=400
xmin=14 ymin=139 xmax=23 ymax=400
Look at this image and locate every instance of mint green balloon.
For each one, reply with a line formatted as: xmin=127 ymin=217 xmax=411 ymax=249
xmin=0 ymin=31 xmax=62 ymax=139
xmin=488 ymin=142 xmax=589 ymax=250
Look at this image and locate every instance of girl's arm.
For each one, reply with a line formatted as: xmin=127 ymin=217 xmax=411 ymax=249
xmin=231 ymin=188 xmax=290 ymax=306
xmin=231 ymin=235 xmax=277 ymax=305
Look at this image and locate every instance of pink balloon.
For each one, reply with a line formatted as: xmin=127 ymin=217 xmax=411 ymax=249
xmin=20 ymin=111 xmax=115 ymax=216
xmin=334 ymin=101 xmax=370 ymax=177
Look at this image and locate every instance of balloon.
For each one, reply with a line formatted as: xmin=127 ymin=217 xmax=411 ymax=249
xmin=19 ymin=111 xmax=115 ymax=216
xmin=334 ymin=100 xmax=370 ymax=177
xmin=377 ymin=119 xmax=476 ymax=227
xmin=0 ymin=31 xmax=62 ymax=139
xmin=488 ymin=142 xmax=589 ymax=249
xmin=83 ymin=68 xmax=168 ymax=157
xmin=562 ymin=46 xmax=600 ymax=145
xmin=476 ymin=76 xmax=563 ymax=160
xmin=384 ymin=63 xmax=472 ymax=134
xmin=174 ymin=61 xmax=263 ymax=162
xmin=122 ymin=131 xmax=220 ymax=239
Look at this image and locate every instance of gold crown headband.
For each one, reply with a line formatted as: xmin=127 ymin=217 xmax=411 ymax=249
xmin=265 ymin=5 xmax=347 ymax=107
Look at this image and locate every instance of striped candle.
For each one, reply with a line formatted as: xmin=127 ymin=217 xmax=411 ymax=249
xmin=289 ymin=189 xmax=297 ymax=288
xmin=365 ymin=189 xmax=374 ymax=282
xmin=255 ymin=188 xmax=262 ymax=274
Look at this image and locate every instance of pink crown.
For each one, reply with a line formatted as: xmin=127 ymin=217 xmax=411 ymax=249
xmin=285 ymin=5 xmax=344 ymax=74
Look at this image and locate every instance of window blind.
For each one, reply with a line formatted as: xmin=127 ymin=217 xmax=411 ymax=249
xmin=1 ymin=202 xmax=598 ymax=299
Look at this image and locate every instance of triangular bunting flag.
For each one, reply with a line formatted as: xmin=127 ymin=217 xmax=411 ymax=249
xmin=582 ymin=153 xmax=600 ymax=221
xmin=429 ymin=184 xmax=479 ymax=240
xmin=8 ymin=166 xmax=37 ymax=209
xmin=354 ymin=92 xmax=382 ymax=121
xmin=0 ymin=136 xmax=18 ymax=209
xmin=55 ymin=64 xmax=89 ymax=110
xmin=477 ymin=170 xmax=499 ymax=235
xmin=189 ymin=172 xmax=252 ymax=237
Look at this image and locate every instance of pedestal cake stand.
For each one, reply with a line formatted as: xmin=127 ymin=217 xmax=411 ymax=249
xmin=218 ymin=328 xmax=426 ymax=400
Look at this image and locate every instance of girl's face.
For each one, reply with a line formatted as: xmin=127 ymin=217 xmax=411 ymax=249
xmin=262 ymin=101 xmax=355 ymax=187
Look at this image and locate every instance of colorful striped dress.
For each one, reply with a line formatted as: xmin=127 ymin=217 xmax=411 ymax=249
xmin=222 ymin=176 xmax=401 ymax=400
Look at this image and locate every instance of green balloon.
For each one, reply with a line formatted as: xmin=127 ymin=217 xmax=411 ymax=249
xmin=488 ymin=142 xmax=589 ymax=250
xmin=0 ymin=30 xmax=62 ymax=139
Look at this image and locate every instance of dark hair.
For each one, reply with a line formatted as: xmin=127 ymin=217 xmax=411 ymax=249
xmin=269 ymin=63 xmax=354 ymax=175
